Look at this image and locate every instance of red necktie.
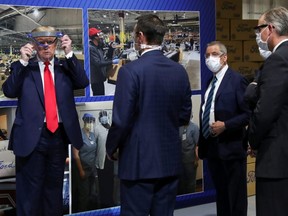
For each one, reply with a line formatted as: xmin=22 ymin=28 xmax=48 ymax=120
xmin=44 ymin=61 xmax=58 ymax=133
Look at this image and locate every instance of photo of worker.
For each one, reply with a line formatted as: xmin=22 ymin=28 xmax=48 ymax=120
xmin=71 ymin=101 xmax=119 ymax=212
xmin=0 ymin=107 xmax=14 ymax=179
xmin=88 ymin=10 xmax=201 ymax=97
xmin=70 ymin=97 xmax=203 ymax=213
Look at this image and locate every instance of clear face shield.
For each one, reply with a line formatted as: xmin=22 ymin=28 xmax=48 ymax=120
xmin=27 ymin=31 xmax=63 ymax=49
xmin=83 ymin=118 xmax=95 ymax=133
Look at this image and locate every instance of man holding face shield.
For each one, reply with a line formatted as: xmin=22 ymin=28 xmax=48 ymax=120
xmin=3 ymin=26 xmax=89 ymax=216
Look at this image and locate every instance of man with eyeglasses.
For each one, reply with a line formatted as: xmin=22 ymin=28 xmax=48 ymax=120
xmin=2 ymin=25 xmax=89 ymax=216
xmin=197 ymin=41 xmax=250 ymax=216
xmin=248 ymin=7 xmax=288 ymax=216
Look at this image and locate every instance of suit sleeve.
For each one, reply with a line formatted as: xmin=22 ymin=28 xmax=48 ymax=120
xmin=224 ymin=76 xmax=251 ymax=130
xmin=249 ymin=54 xmax=288 ymax=148
xmin=65 ymin=54 xmax=89 ymax=89
xmin=2 ymin=61 xmax=27 ymax=98
xmin=106 ymin=66 xmax=137 ymax=157
xmin=179 ymin=76 xmax=192 ymax=126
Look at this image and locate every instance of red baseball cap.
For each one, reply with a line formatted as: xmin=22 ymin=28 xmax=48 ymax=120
xmin=89 ymin=27 xmax=101 ymax=37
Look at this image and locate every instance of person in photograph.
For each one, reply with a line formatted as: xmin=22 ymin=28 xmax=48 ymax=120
xmin=72 ymin=113 xmax=99 ymax=212
xmin=94 ymin=110 xmax=114 ymax=208
xmin=2 ymin=26 xmax=89 ymax=216
xmin=106 ymin=14 xmax=192 ymax=216
xmin=178 ymin=119 xmax=199 ymax=194
xmin=89 ymin=27 xmax=119 ymax=96
xmin=248 ymin=7 xmax=288 ymax=216
xmin=197 ymin=41 xmax=250 ymax=216
xmin=0 ymin=129 xmax=8 ymax=140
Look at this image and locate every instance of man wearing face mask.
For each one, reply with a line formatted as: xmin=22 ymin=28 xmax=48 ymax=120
xmin=244 ymin=26 xmax=273 ymax=110
xmin=248 ymin=7 xmax=288 ymax=216
xmin=197 ymin=41 xmax=250 ymax=216
xmin=94 ymin=110 xmax=114 ymax=208
xmin=106 ymin=14 xmax=192 ymax=215
xmin=89 ymin=28 xmax=119 ymax=96
xmin=72 ymin=113 xmax=99 ymax=212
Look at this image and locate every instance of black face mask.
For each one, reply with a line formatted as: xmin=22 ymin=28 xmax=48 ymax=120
xmin=97 ymin=38 xmax=104 ymax=48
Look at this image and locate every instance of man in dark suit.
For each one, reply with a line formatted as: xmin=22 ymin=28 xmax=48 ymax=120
xmin=248 ymin=7 xmax=288 ymax=216
xmin=105 ymin=14 xmax=192 ymax=216
xmin=2 ymin=26 xmax=89 ymax=216
xmin=198 ymin=41 xmax=250 ymax=216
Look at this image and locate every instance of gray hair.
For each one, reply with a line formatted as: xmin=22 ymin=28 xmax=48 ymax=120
xmin=262 ymin=6 xmax=288 ymax=36
xmin=206 ymin=41 xmax=227 ymax=55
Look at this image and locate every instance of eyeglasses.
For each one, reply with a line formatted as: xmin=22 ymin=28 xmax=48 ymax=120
xmin=204 ymin=52 xmax=223 ymax=59
xmin=254 ymin=24 xmax=268 ymax=34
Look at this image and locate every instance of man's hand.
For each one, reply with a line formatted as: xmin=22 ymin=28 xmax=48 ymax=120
xmin=60 ymin=34 xmax=72 ymax=55
xmin=20 ymin=43 xmax=34 ymax=62
xmin=107 ymin=150 xmax=119 ymax=161
xmin=210 ymin=121 xmax=226 ymax=137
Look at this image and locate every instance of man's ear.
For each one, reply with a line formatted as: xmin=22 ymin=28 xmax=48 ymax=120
xmin=138 ymin=31 xmax=146 ymax=44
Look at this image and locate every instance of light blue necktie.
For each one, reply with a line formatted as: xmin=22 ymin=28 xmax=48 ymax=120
xmin=202 ymin=76 xmax=217 ymax=139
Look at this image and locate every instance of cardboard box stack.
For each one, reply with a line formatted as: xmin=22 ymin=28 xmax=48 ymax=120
xmin=216 ymin=0 xmax=257 ymax=196
xmin=216 ymin=0 xmax=263 ymax=80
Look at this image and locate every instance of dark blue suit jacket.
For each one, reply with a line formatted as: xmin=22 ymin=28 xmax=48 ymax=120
xmin=106 ymin=50 xmax=192 ymax=180
xmin=198 ymin=68 xmax=250 ymax=160
xmin=3 ymin=55 xmax=89 ymax=157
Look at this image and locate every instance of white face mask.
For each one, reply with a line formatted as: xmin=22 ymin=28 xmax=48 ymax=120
xmin=205 ymin=56 xmax=222 ymax=73
xmin=255 ymin=27 xmax=270 ymax=52
xmin=99 ymin=116 xmax=109 ymax=124
xmin=258 ymin=47 xmax=272 ymax=59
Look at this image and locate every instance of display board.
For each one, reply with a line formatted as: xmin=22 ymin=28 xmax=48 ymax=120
xmin=0 ymin=0 xmax=216 ymax=215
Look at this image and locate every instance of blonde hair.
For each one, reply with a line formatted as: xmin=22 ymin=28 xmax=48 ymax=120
xmin=32 ymin=26 xmax=56 ymax=33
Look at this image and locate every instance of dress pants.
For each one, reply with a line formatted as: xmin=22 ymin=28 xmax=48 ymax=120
xmin=207 ymin=157 xmax=247 ymax=216
xmin=120 ymin=176 xmax=179 ymax=216
xmin=256 ymin=177 xmax=288 ymax=216
xmin=16 ymin=124 xmax=67 ymax=216
xmin=92 ymin=82 xmax=105 ymax=96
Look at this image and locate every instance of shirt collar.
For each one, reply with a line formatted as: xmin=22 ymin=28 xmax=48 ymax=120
xmin=141 ymin=46 xmax=162 ymax=56
xmin=273 ymin=39 xmax=288 ymax=52
xmin=215 ymin=64 xmax=228 ymax=80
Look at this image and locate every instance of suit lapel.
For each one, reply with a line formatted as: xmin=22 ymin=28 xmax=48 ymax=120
xmin=30 ymin=60 xmax=45 ymax=106
xmin=54 ymin=58 xmax=63 ymax=98
xmin=30 ymin=57 xmax=62 ymax=107
xmin=215 ymin=69 xmax=231 ymax=101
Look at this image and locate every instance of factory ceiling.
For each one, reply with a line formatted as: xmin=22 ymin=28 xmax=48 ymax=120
xmin=0 ymin=5 xmax=199 ymax=53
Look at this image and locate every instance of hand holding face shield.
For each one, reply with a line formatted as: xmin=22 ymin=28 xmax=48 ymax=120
xmin=22 ymin=31 xmax=66 ymax=61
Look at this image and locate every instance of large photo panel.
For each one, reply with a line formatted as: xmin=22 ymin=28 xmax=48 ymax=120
xmin=0 ymin=0 xmax=216 ymax=215
xmin=71 ymin=98 xmax=203 ymax=214
xmin=88 ymin=10 xmax=201 ymax=97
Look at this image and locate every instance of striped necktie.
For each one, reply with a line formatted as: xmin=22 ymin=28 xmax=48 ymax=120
xmin=202 ymin=76 xmax=217 ymax=139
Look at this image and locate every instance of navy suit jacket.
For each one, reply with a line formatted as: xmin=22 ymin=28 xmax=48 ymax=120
xmin=106 ymin=50 xmax=192 ymax=180
xmin=3 ymin=54 xmax=89 ymax=157
xmin=198 ymin=68 xmax=250 ymax=160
